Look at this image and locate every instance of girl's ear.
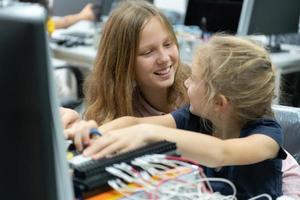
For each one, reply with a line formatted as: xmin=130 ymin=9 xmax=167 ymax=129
xmin=214 ymin=94 xmax=230 ymax=111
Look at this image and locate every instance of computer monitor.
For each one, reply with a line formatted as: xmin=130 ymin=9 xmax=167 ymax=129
xmin=0 ymin=3 xmax=73 ymax=200
xmin=237 ymin=0 xmax=300 ymax=52
xmin=184 ymin=0 xmax=243 ymax=34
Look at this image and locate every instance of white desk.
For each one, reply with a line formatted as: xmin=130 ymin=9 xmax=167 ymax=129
xmin=51 ymin=43 xmax=96 ymax=69
xmin=50 ymin=20 xmax=99 ymax=69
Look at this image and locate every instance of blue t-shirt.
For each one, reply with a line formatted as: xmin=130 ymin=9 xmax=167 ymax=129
xmin=171 ymin=105 xmax=287 ymax=199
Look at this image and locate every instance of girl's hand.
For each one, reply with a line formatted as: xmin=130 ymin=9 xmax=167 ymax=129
xmin=79 ymin=3 xmax=95 ymax=21
xmin=60 ymin=107 xmax=80 ymax=129
xmin=64 ymin=120 xmax=98 ymax=151
xmin=83 ymin=124 xmax=151 ymax=160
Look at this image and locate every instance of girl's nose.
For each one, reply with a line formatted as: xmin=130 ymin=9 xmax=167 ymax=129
xmin=157 ymin=49 xmax=169 ymax=65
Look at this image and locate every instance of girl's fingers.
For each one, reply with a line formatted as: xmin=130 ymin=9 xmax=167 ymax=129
xmin=73 ymin=121 xmax=91 ymax=151
xmin=93 ymin=140 xmax=128 ymax=160
xmin=117 ymin=147 xmax=133 ymax=155
xmin=64 ymin=129 xmax=72 ymax=139
xmin=83 ymin=134 xmax=116 ymax=158
xmin=81 ymin=120 xmax=98 ymax=145
xmin=60 ymin=107 xmax=80 ymax=129
xmin=65 ymin=120 xmax=99 ymax=151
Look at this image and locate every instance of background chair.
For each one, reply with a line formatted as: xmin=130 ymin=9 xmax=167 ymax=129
xmin=272 ymin=104 xmax=300 ymax=163
xmin=54 ymin=65 xmax=84 ymax=109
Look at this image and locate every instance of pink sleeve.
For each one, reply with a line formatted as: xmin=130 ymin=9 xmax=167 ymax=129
xmin=282 ymin=150 xmax=300 ymax=199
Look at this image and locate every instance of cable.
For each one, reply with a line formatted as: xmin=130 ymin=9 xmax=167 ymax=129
xmin=249 ymin=193 xmax=272 ymax=200
xmin=105 ymin=154 xmax=274 ymax=200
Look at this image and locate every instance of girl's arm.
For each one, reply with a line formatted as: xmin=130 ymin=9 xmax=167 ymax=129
xmin=66 ymin=114 xmax=176 ymax=151
xmin=84 ymin=123 xmax=280 ymax=168
xmin=99 ymin=114 xmax=177 ymax=132
xmin=60 ymin=107 xmax=80 ymax=129
xmin=54 ymin=4 xmax=95 ymax=29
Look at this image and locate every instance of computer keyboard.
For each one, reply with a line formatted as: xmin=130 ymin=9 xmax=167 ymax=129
xmin=50 ymin=31 xmax=94 ymax=47
xmin=62 ymin=31 xmax=94 ymax=39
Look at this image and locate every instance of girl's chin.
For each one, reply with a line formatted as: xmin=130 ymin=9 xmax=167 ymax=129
xmin=159 ymin=79 xmax=175 ymax=88
xmin=189 ymin=106 xmax=201 ymax=116
xmin=189 ymin=106 xmax=195 ymax=113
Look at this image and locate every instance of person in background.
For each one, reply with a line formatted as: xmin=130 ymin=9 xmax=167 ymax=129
xmin=51 ymin=3 xmax=95 ymax=30
xmin=67 ymin=35 xmax=287 ymax=199
xmin=19 ymin=0 xmax=96 ymax=34
xmin=64 ymin=0 xmax=189 ymax=150
xmin=282 ymin=150 xmax=300 ymax=199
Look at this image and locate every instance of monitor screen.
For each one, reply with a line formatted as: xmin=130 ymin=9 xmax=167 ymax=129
xmin=0 ymin=3 xmax=73 ymax=200
xmin=184 ymin=0 xmax=243 ymax=34
xmin=237 ymin=0 xmax=300 ymax=35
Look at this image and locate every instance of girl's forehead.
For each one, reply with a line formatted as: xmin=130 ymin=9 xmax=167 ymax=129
xmin=139 ymin=17 xmax=171 ymax=41
xmin=142 ymin=16 xmax=166 ymax=31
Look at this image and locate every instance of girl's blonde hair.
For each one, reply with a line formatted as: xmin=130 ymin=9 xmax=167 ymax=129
xmin=195 ymin=35 xmax=275 ymax=125
xmin=84 ymin=0 xmax=188 ymax=124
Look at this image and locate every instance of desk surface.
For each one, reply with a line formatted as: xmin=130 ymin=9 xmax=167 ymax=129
xmin=51 ymin=43 xmax=96 ymax=69
xmin=50 ymin=20 xmax=99 ymax=69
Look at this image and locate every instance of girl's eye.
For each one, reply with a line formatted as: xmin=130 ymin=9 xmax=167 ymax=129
xmin=164 ymin=41 xmax=172 ymax=47
xmin=140 ymin=50 xmax=152 ymax=56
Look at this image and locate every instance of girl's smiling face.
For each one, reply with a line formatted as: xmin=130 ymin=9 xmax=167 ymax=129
xmin=135 ymin=16 xmax=179 ymax=92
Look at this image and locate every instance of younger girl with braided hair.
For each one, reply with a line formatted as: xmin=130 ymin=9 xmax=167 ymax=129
xmin=77 ymin=35 xmax=287 ymax=199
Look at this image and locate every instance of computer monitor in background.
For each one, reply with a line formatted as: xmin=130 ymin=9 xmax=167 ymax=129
xmin=0 ymin=3 xmax=73 ymax=200
xmin=184 ymin=0 xmax=243 ymax=34
xmin=237 ymin=0 xmax=300 ymax=52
